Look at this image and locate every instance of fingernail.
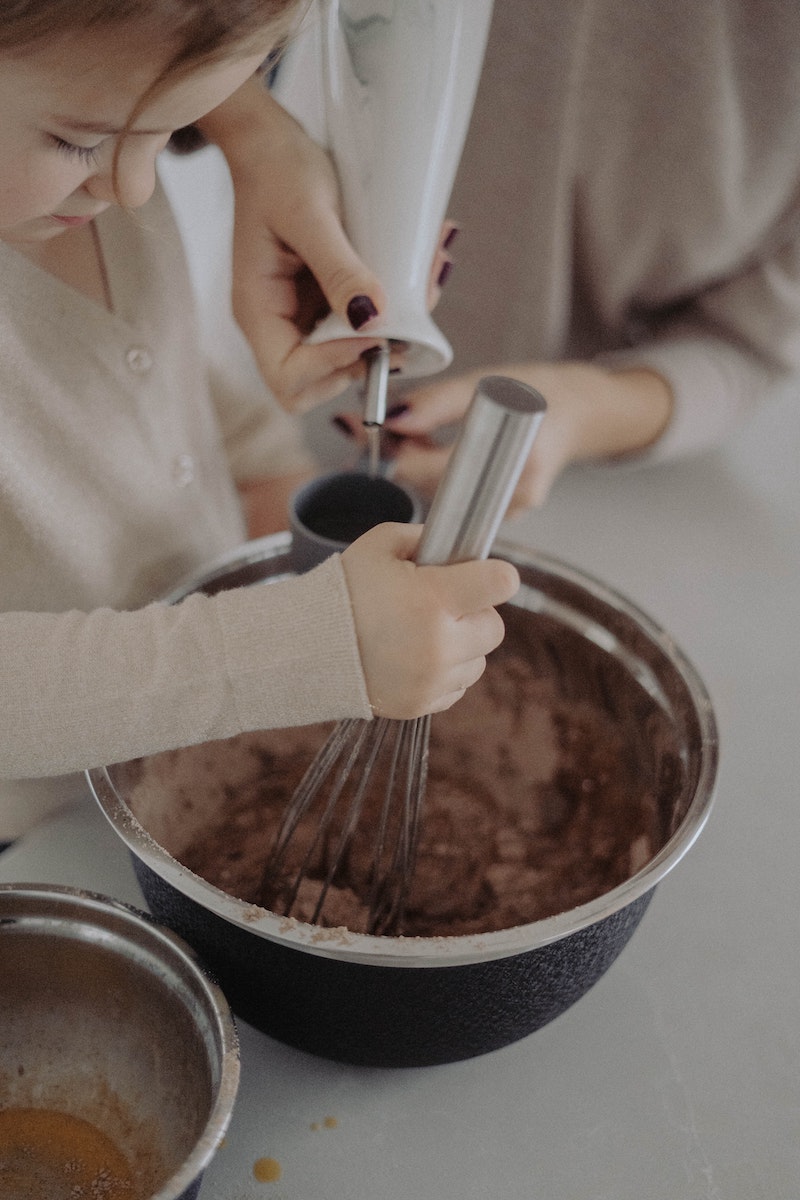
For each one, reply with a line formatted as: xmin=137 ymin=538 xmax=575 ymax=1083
xmin=346 ymin=294 xmax=378 ymax=330
xmin=331 ymin=415 xmax=354 ymax=437
xmin=443 ymin=225 xmax=460 ymax=250
xmin=385 ymin=402 xmax=410 ymax=419
xmin=437 ymin=260 xmax=453 ymax=288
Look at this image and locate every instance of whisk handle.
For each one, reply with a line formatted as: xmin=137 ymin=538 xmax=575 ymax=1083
xmin=415 ymin=376 xmax=546 ymax=566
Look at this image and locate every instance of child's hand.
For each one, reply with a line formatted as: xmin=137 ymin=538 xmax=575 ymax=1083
xmin=340 ymin=524 xmax=520 ymax=719
xmin=237 ymin=470 xmax=314 ymax=539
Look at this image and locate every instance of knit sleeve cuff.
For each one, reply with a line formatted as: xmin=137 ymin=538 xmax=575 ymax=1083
xmin=212 ymin=553 xmax=372 ymax=729
xmin=595 ymin=333 xmax=771 ymax=466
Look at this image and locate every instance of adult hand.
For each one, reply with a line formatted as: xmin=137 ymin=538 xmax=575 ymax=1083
xmin=199 ymin=77 xmax=457 ymax=413
xmin=333 ymin=362 xmax=674 ymax=511
xmin=199 ymin=78 xmax=385 ymax=411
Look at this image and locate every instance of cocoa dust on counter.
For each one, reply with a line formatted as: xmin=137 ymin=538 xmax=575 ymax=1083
xmin=124 ymin=605 xmax=684 ymax=938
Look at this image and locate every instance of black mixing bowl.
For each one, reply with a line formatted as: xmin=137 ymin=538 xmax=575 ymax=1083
xmin=87 ymin=534 xmax=717 ymax=1068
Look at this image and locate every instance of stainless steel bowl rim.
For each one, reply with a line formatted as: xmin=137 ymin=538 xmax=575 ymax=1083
xmin=88 ymin=533 xmax=718 ymax=969
xmin=0 ymin=882 xmax=240 ymax=1198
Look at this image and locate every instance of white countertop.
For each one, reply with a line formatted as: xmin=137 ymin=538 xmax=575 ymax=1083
xmin=2 ymin=386 xmax=799 ymax=1199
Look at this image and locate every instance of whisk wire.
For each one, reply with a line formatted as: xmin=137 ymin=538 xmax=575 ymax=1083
xmin=261 ymin=714 xmax=431 ymax=933
xmin=308 ymin=717 xmax=391 ymax=925
xmin=268 ymin=718 xmax=355 ymax=862
xmin=262 ymin=378 xmax=546 ymax=933
xmin=368 ymin=714 xmax=430 ymax=933
xmin=263 ymin=718 xmax=366 ymax=916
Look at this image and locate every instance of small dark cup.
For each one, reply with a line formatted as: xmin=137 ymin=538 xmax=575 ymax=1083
xmin=289 ymin=470 xmax=423 ymax=573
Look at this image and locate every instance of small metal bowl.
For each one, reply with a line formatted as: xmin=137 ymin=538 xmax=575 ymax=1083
xmin=0 ymin=884 xmax=239 ymax=1200
xmin=88 ymin=534 xmax=718 ymax=1068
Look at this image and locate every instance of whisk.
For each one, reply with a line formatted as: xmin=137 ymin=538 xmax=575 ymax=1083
xmin=261 ymin=376 xmax=547 ymax=934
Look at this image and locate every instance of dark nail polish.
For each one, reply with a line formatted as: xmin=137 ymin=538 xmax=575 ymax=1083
xmin=437 ymin=260 xmax=453 ymax=288
xmin=331 ymin=415 xmax=355 ymax=438
xmin=386 ymin=402 xmax=410 ymax=419
xmin=346 ymin=294 xmax=378 ymax=330
xmin=443 ymin=225 xmax=460 ymax=250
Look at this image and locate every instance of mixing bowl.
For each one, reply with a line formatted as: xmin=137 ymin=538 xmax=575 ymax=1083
xmin=0 ymin=884 xmax=239 ymax=1199
xmin=87 ymin=534 xmax=718 ymax=1068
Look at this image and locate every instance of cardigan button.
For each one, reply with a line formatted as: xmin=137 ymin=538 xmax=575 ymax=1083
xmin=125 ymin=346 xmax=153 ymax=373
xmin=171 ymin=454 xmax=195 ymax=487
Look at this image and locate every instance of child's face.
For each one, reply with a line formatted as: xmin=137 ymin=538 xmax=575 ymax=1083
xmin=0 ymin=27 xmax=274 ymax=246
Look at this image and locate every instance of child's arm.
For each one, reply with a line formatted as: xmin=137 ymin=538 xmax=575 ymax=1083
xmin=0 ymin=538 xmax=516 ymax=778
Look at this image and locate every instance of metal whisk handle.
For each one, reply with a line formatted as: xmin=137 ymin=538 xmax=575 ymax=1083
xmin=415 ymin=376 xmax=547 ymax=567
xmin=260 ymin=377 xmax=545 ymax=934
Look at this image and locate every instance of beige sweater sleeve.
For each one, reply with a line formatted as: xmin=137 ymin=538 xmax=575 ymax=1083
xmin=0 ymin=555 xmax=371 ymax=779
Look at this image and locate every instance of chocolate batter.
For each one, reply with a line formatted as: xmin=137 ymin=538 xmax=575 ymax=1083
xmin=124 ymin=603 xmax=686 ymax=937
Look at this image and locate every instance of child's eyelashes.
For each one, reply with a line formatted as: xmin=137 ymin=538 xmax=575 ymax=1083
xmin=49 ymin=135 xmax=102 ymax=166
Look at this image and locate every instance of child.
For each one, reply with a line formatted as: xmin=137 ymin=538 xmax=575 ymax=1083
xmin=0 ymin=0 xmax=518 ymax=840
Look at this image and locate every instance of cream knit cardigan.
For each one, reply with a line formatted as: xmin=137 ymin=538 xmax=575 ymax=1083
xmin=0 ymin=185 xmax=370 ymax=836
